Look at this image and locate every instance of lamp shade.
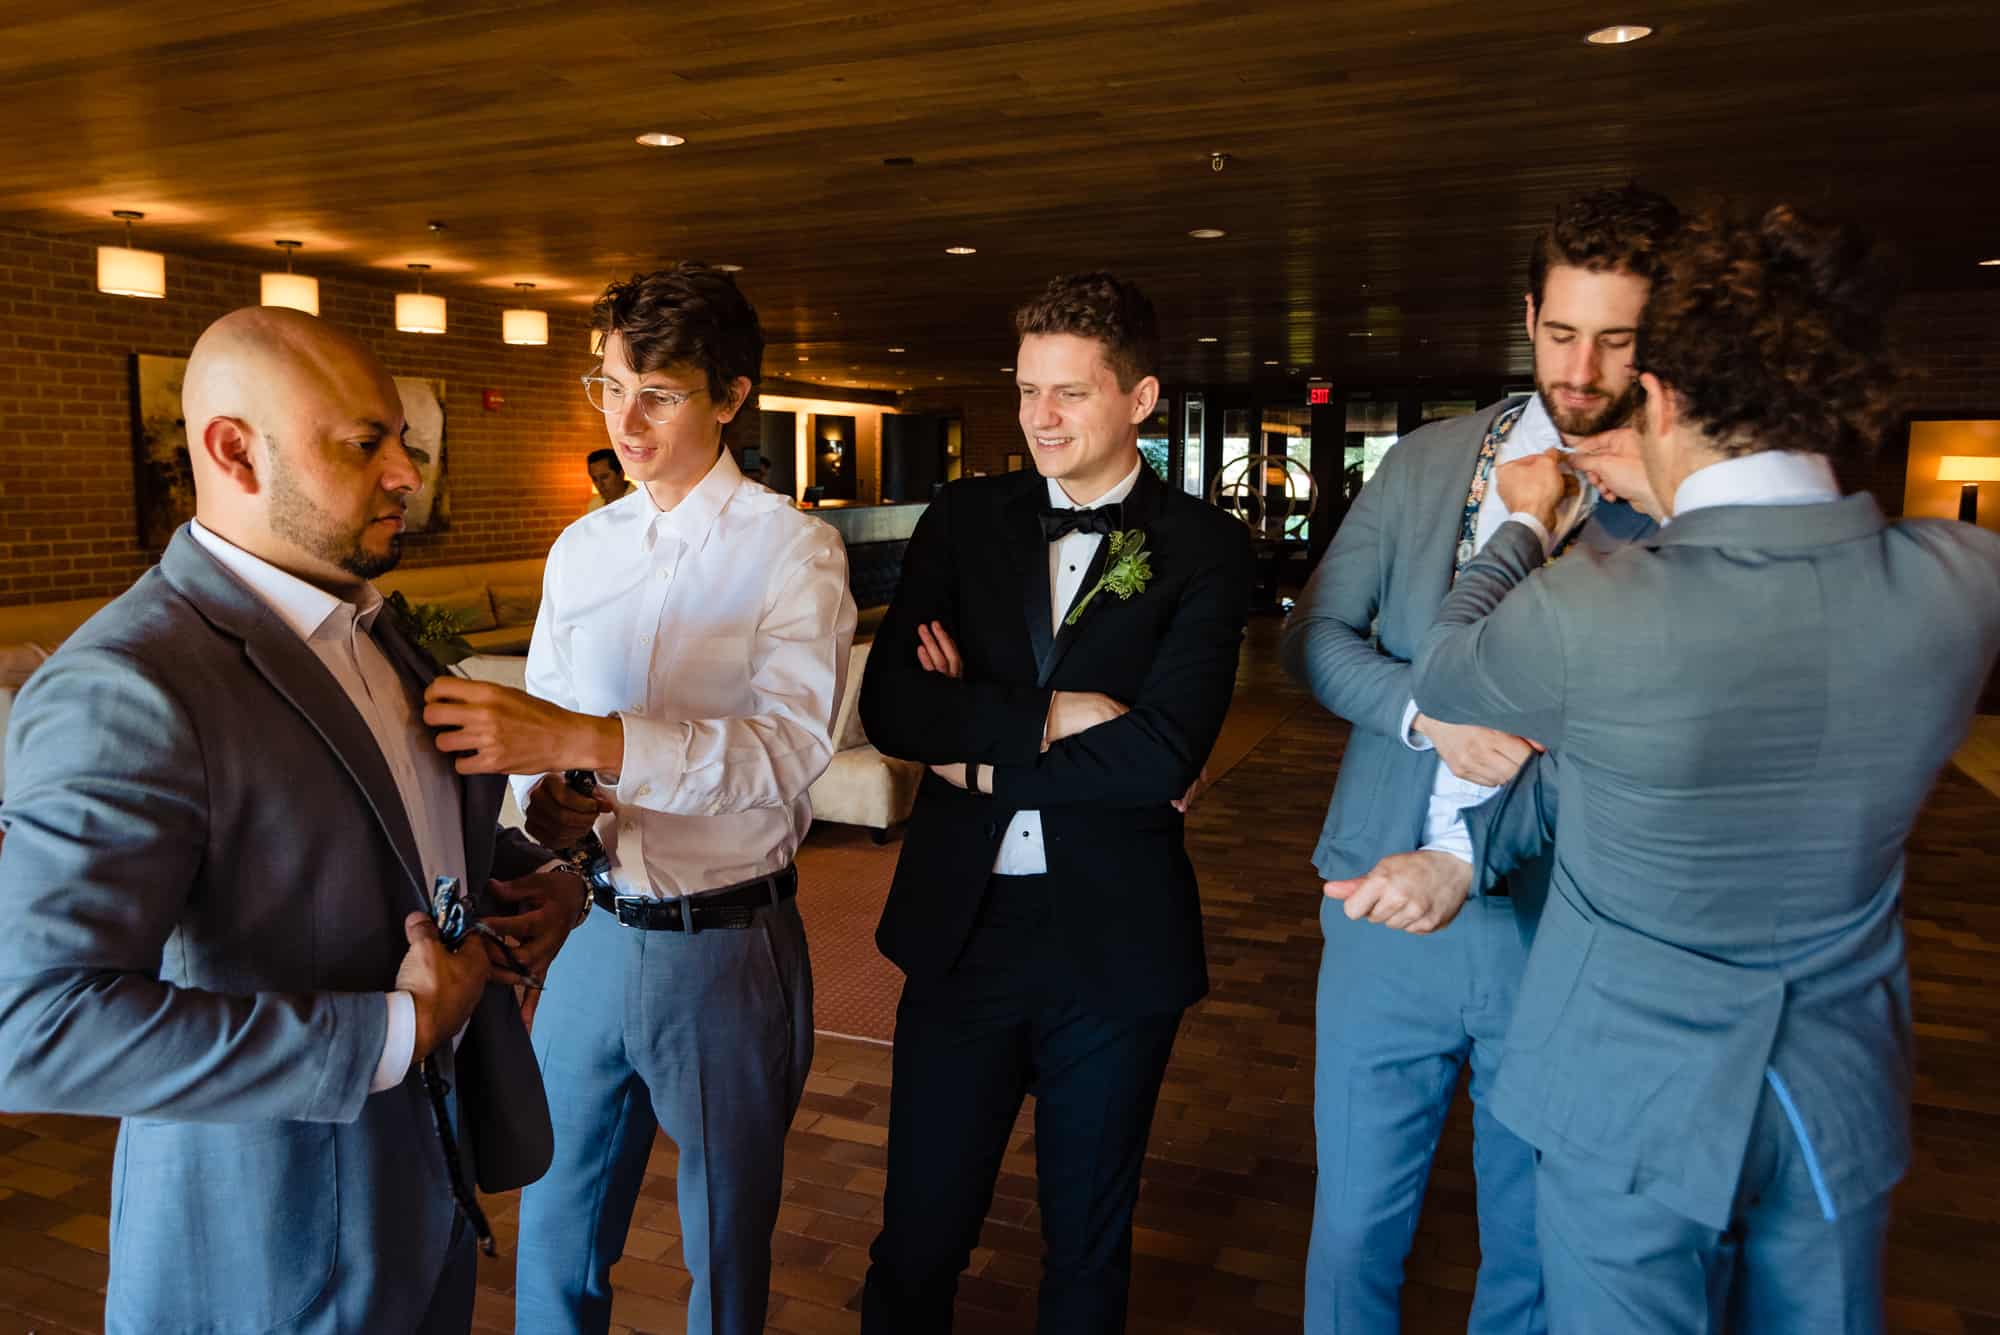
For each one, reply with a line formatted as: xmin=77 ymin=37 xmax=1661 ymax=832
xmin=502 ymin=307 xmax=548 ymax=345
xmin=1938 ymin=455 xmax=2000 ymax=482
xmin=96 ymin=245 xmax=165 ymax=298
xmin=395 ymin=291 xmax=447 ymax=334
xmin=260 ymin=271 xmax=320 ymax=315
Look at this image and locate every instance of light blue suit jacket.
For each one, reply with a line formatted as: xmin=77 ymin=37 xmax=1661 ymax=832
xmin=1415 ymin=497 xmax=2000 ymax=1228
xmin=1281 ymin=398 xmax=1649 ymax=882
xmin=0 ymin=527 xmax=554 ymax=1332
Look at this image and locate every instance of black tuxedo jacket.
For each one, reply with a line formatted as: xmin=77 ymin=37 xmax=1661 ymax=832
xmin=860 ymin=463 xmax=1254 ymax=1015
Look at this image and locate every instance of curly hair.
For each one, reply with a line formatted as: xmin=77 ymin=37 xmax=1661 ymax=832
xmin=591 ymin=262 xmax=764 ymax=406
xmin=1528 ymin=184 xmax=1682 ymax=306
xmin=1014 ymin=272 xmax=1160 ymax=391
xmin=1637 ymin=205 xmax=1903 ymax=464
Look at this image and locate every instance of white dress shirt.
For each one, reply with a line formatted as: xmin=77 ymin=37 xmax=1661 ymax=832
xmin=992 ymin=457 xmax=1146 ymax=876
xmin=1399 ymin=396 xmax=1563 ymax=862
xmin=188 ymin=521 xmax=458 ymax=1093
xmin=515 ymin=450 xmax=857 ymax=897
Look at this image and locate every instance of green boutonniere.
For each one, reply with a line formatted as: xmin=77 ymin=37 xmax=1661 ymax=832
xmin=1065 ymin=529 xmax=1153 ymax=627
xmin=383 ymin=590 xmax=476 ymax=669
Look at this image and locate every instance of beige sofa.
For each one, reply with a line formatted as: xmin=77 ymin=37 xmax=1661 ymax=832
xmin=808 ymin=639 xmax=923 ymax=841
xmin=0 ymin=557 xmax=548 ymax=800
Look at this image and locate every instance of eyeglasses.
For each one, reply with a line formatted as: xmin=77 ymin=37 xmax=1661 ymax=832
xmin=581 ymin=373 xmax=702 ymax=424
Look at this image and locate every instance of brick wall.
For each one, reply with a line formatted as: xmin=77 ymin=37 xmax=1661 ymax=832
xmin=897 ymin=385 xmax=1019 ymax=476
xmin=1895 ymin=289 xmax=2000 ymax=414
xmin=0 ymin=226 xmax=608 ymax=607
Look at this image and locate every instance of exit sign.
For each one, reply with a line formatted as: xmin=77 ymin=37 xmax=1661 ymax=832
xmin=1308 ymin=382 xmax=1332 ymax=406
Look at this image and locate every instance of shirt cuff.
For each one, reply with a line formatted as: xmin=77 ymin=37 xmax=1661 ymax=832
xmin=1400 ymin=698 xmax=1433 ymax=752
xmin=1505 ymin=512 xmax=1554 ymax=555
xmin=1420 ymin=821 xmax=1476 ymax=866
xmin=371 ymin=990 xmax=416 ymax=1093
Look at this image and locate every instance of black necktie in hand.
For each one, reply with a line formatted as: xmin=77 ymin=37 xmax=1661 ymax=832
xmin=1039 ymin=504 xmax=1121 ymax=542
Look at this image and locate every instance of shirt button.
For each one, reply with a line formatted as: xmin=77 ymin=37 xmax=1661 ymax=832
xmin=621 ymin=821 xmax=635 ymax=833
xmin=635 ymin=783 xmax=651 ymax=798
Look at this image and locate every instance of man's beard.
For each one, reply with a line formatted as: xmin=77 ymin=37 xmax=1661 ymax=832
xmin=268 ymin=450 xmax=403 ymax=581
xmin=1537 ymin=376 xmax=1644 ymax=438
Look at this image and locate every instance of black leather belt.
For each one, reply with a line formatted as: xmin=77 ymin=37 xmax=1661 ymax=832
xmin=593 ymin=865 xmax=797 ymax=933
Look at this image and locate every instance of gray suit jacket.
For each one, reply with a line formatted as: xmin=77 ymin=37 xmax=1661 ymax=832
xmin=1280 ymin=398 xmax=1649 ymax=881
xmin=0 ymin=527 xmax=554 ymax=1333
xmin=1414 ymin=496 xmax=2000 ymax=1229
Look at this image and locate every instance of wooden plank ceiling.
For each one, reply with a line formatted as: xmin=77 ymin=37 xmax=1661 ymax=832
xmin=2 ymin=0 xmax=1996 ymax=391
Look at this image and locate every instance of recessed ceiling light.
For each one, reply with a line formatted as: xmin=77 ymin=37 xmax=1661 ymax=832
xmin=1197 ymin=336 xmax=1219 ymax=343
xmin=636 ymin=131 xmax=687 ymax=147
xmin=1981 ymin=258 xmax=2000 ymax=266
xmin=1000 ymin=366 xmax=1013 ymax=372
xmin=714 ymin=262 xmax=744 ymax=273
xmin=798 ymin=355 xmax=809 ymax=362
xmin=944 ymin=246 xmax=977 ymax=256
xmin=1585 ymin=24 xmax=1653 ymax=44
xmin=1347 ymin=331 xmax=1375 ymax=338
xmin=1189 ymin=228 xmax=1227 ymax=239
xmin=888 ymin=346 xmax=906 ymax=353
xmin=1262 ymin=359 xmax=1279 ymax=366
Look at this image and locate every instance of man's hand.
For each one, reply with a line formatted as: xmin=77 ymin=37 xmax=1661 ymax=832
xmin=1324 ymin=851 xmax=1474 ymax=934
xmin=1495 ymin=449 xmax=1569 ymax=534
xmin=916 ymin=621 xmax=963 ymax=678
xmin=1572 ymin=427 xmax=1664 ymax=520
xmin=1413 ymin=713 xmax=1542 ymax=786
xmin=423 ymin=678 xmax=623 ymax=777
xmin=1172 ymin=765 xmax=1212 ymax=814
xmin=1043 ymin=690 xmax=1129 ymax=751
xmin=481 ymin=870 xmax=582 ymax=982
xmin=523 ymin=773 xmax=611 ymax=849
xmin=396 ymin=912 xmax=492 ymax=1065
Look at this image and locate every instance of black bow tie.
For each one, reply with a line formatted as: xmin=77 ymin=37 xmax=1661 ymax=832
xmin=1039 ymin=504 xmax=1121 ymax=542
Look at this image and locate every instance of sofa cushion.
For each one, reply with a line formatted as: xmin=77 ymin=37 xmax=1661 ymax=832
xmin=833 ymin=640 xmax=873 ymax=753
xmin=422 ymin=584 xmax=498 ymax=634
xmin=463 ymin=625 xmax=535 ymax=655
xmin=489 ymin=582 xmax=542 ymax=628
xmin=0 ymin=642 xmax=49 ymax=691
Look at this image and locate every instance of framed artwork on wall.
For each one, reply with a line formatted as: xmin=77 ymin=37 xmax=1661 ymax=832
xmin=130 ymin=353 xmax=192 ymax=549
xmin=394 ymin=376 xmax=449 ymax=533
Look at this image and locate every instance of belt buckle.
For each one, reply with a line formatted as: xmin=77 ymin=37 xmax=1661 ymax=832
xmin=613 ymin=895 xmax=649 ymax=928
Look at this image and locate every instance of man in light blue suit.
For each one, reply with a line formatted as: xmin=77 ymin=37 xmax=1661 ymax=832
xmin=1408 ymin=205 xmax=2000 ymax=1332
xmin=0 ymin=308 xmax=577 ymax=1333
xmin=1281 ymin=185 xmax=1675 ymax=1332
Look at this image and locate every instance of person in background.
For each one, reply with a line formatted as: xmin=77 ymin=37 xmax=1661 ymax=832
xmin=585 ymin=445 xmax=636 ymax=511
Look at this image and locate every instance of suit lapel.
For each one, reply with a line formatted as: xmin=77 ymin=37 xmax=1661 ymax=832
xmin=1039 ymin=462 xmax=1166 ymax=688
xmin=1002 ymin=479 xmax=1057 ymax=678
xmin=372 ymin=614 xmax=500 ymax=895
xmin=161 ymin=530 xmax=430 ymax=912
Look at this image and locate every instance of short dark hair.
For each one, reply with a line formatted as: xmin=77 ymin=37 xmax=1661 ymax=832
xmin=591 ymin=262 xmax=764 ymax=407
xmin=1014 ymin=272 xmax=1160 ymax=391
xmin=1637 ymin=204 xmax=1902 ymax=464
xmin=1528 ymin=184 xmax=1682 ymax=307
xmin=586 ymin=447 xmax=620 ymax=473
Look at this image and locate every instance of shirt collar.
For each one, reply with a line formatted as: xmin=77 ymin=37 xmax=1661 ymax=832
xmin=1671 ymin=451 xmax=1842 ymax=521
xmin=1500 ymin=394 xmax=1560 ymax=463
xmin=1046 ymin=455 xmax=1144 ymax=512
xmin=641 ymin=448 xmax=743 ymax=552
xmin=188 ymin=520 xmax=382 ymax=642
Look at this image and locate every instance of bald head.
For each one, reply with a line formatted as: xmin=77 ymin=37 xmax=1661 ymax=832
xmin=185 ymin=307 xmax=418 ymax=593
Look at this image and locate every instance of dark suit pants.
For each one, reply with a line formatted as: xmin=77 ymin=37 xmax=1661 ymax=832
xmin=863 ymin=874 xmax=1182 ymax=1334
xmin=1535 ymin=1080 xmax=1890 ymax=1334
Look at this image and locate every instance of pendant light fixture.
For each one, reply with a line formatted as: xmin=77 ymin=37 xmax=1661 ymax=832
xmin=395 ymin=263 xmax=446 ymax=334
xmin=96 ymin=210 xmax=166 ymax=299
xmin=502 ymin=282 xmax=548 ymax=346
xmin=259 ymin=240 xmax=320 ymax=315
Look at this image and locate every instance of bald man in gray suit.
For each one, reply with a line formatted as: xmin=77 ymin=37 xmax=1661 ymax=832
xmin=0 ymin=308 xmax=577 ymax=1332
xmin=1400 ymin=208 xmax=2000 ymax=1332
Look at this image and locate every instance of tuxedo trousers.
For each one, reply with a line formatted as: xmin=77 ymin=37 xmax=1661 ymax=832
xmin=862 ymin=873 xmax=1182 ymax=1334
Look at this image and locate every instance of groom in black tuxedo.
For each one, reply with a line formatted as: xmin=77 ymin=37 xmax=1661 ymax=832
xmin=858 ymin=273 xmax=1254 ymax=1332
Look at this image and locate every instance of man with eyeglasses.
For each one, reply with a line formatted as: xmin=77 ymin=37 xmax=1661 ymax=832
xmin=421 ymin=263 xmax=856 ymax=1335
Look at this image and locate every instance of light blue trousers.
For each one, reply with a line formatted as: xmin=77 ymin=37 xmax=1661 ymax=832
xmin=1308 ymin=893 xmax=1545 ymax=1334
xmin=513 ymin=898 xmax=814 ymax=1335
